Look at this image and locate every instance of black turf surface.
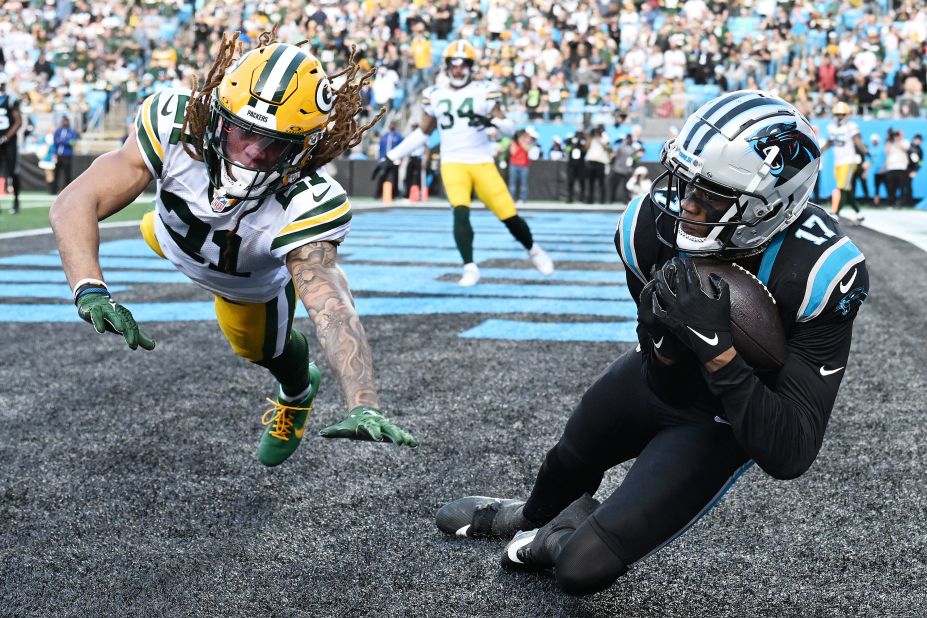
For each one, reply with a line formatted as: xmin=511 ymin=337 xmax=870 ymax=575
xmin=1 ymin=219 xmax=925 ymax=617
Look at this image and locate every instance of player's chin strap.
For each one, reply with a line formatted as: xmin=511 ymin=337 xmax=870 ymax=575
xmin=386 ymin=128 xmax=429 ymax=163
xmin=490 ymin=117 xmax=515 ymax=137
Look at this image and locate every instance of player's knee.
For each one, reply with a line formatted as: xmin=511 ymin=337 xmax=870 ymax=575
xmin=453 ymin=205 xmax=472 ymax=227
xmin=228 ymin=339 xmax=264 ymax=363
xmin=554 ymin=523 xmax=629 ymax=596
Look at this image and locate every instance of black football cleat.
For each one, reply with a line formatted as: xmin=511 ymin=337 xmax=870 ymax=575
xmin=436 ymin=496 xmax=533 ymax=539
xmin=501 ymin=493 xmax=600 ymax=570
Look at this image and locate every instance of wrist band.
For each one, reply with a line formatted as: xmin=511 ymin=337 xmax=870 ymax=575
xmin=73 ymin=278 xmax=109 ymax=303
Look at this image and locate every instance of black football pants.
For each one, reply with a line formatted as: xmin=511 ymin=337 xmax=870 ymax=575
xmin=523 ymin=348 xmax=752 ymax=596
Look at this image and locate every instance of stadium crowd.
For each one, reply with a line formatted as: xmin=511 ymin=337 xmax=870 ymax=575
xmin=0 ymin=0 xmax=924 ymax=202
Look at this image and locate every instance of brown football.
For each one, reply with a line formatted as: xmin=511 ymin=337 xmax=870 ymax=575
xmin=690 ymin=258 xmax=788 ymax=371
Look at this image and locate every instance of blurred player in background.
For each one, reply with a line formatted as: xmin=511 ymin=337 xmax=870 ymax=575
xmin=50 ymin=32 xmax=417 ymax=468
xmin=0 ymin=77 xmax=22 ymax=214
xmin=436 ymin=91 xmax=868 ymax=596
xmin=821 ymin=102 xmax=867 ymax=222
xmin=375 ymin=40 xmax=554 ymax=287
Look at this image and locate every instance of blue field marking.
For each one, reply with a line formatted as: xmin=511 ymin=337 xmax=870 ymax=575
xmin=339 ymin=245 xmax=613 ymax=264
xmin=0 ymin=269 xmax=189 ymax=284
xmin=0 ymin=254 xmax=173 ymax=270
xmin=459 ymin=319 xmax=638 ymax=342
xmin=354 ymin=296 xmax=635 ymax=317
xmin=341 ymin=264 xmax=626 ymax=300
xmin=0 ymin=284 xmax=129 ymax=299
xmin=0 ymin=210 xmax=635 ymax=342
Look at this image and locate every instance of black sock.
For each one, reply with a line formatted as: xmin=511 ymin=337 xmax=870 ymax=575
xmin=503 ymin=215 xmax=533 ymax=249
xmin=256 ymin=329 xmax=311 ymax=399
xmin=453 ymin=206 xmax=474 ymax=263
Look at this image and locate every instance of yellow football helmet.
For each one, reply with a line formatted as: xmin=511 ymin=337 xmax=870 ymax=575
xmin=832 ymin=101 xmax=851 ymax=116
xmin=442 ymin=39 xmax=478 ymax=88
xmin=205 ymin=42 xmax=335 ymax=200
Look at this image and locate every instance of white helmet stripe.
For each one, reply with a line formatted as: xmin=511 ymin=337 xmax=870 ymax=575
xmin=254 ymin=45 xmax=303 ymax=114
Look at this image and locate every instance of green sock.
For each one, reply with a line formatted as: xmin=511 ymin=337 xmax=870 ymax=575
xmin=503 ymin=215 xmax=533 ymax=249
xmin=257 ymin=329 xmax=310 ymax=399
xmin=453 ymin=206 xmax=474 ymax=263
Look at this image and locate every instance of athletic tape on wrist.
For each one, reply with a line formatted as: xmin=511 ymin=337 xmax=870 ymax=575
xmin=73 ymin=279 xmax=110 ymax=304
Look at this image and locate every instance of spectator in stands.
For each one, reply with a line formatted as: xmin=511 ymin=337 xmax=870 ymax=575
xmin=371 ymin=65 xmax=400 ymax=112
xmin=508 ymin=127 xmax=537 ymax=207
xmin=409 ymin=25 xmax=432 ymax=92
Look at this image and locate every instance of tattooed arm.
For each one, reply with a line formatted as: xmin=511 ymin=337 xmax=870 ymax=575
xmin=287 ymin=241 xmax=377 ymax=409
xmin=286 ymin=241 xmax=417 ymax=446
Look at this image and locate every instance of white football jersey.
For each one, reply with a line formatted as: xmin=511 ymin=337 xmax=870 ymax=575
xmin=825 ymin=121 xmax=860 ymax=166
xmin=421 ymin=81 xmax=503 ymax=164
xmin=134 ymin=88 xmax=352 ymax=303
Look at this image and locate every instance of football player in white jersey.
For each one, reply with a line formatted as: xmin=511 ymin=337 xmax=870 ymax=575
xmin=50 ymin=33 xmax=417 ymax=467
xmin=821 ymin=102 xmax=867 ymax=222
xmin=375 ymin=39 xmax=554 ymax=287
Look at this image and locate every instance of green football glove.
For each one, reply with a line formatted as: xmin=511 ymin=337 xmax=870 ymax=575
xmin=319 ymin=406 xmax=417 ymax=448
xmin=76 ymin=291 xmax=155 ymax=351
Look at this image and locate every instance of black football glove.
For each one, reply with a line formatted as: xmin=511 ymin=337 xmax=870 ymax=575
xmin=462 ymin=111 xmax=495 ymax=129
xmin=651 ymin=257 xmax=733 ymax=365
xmin=371 ymin=157 xmax=398 ymax=182
xmin=637 ymin=277 xmax=686 ymax=363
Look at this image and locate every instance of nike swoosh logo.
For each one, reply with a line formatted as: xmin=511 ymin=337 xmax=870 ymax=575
xmin=294 ymin=420 xmax=307 ymax=438
xmin=654 ymin=336 xmax=665 ymax=349
xmin=505 ymin=531 xmax=536 ymax=564
xmin=686 ymin=326 xmax=719 ymax=346
xmin=160 ymin=99 xmax=173 ymax=117
xmin=820 ymin=366 xmax=845 ymax=376
xmin=839 ymin=269 xmax=857 ymax=294
xmin=312 ymin=186 xmax=331 ymax=202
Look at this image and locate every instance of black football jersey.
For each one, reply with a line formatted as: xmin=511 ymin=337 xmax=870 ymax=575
xmin=0 ymin=93 xmax=18 ymax=141
xmin=615 ymin=194 xmax=869 ymax=479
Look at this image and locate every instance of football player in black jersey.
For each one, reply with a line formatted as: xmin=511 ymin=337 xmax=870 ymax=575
xmin=0 ymin=78 xmax=22 ymax=214
xmin=436 ymin=91 xmax=869 ymax=596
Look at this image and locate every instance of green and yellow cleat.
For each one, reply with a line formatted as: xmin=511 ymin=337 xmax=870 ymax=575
xmin=257 ymin=363 xmax=322 ymax=467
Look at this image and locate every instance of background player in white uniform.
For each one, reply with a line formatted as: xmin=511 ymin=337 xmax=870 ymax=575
xmin=821 ymin=101 xmax=867 ymax=222
xmin=375 ymin=40 xmax=554 ymax=287
xmin=50 ymin=34 xmax=417 ymax=468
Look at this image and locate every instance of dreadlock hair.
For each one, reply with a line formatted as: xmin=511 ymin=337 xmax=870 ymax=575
xmin=308 ymin=44 xmax=386 ymax=169
xmin=184 ymin=29 xmax=386 ymax=273
xmin=181 ymin=31 xmax=246 ymax=162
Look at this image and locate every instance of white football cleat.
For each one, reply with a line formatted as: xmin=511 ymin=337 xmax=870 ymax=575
xmin=528 ymin=245 xmax=554 ymax=276
xmin=458 ymin=262 xmax=481 ymax=287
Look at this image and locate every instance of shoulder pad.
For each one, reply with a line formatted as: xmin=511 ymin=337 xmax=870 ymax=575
xmin=616 ymin=194 xmax=650 ymax=285
xmin=271 ymin=169 xmax=351 ymax=256
xmin=134 ymin=88 xmax=194 ymax=178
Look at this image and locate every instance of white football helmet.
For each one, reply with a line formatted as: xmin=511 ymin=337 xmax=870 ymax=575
xmin=651 ymin=90 xmax=822 ymax=258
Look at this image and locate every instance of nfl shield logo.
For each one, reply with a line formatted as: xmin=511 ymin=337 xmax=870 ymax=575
xmin=211 ymin=195 xmax=233 ymax=213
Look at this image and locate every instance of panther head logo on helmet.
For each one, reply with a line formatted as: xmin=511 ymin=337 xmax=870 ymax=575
xmin=442 ymin=39 xmax=478 ymax=89
xmin=747 ymin=121 xmax=821 ymax=187
xmin=204 ymin=42 xmax=333 ymax=201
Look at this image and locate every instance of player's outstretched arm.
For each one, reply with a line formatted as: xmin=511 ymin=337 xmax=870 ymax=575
xmin=286 ymin=241 xmax=417 ymax=447
xmin=49 ymin=132 xmax=156 ymax=350
xmin=375 ymin=114 xmax=437 ymax=179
